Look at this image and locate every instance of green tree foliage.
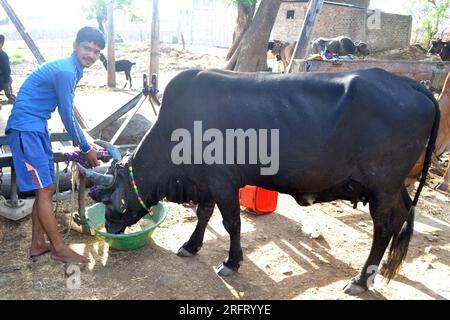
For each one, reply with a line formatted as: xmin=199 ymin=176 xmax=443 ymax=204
xmin=412 ymin=0 xmax=450 ymax=46
xmin=83 ymin=0 xmax=144 ymax=34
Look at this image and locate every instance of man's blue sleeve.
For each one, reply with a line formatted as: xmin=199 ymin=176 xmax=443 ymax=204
xmin=54 ymin=71 xmax=91 ymax=153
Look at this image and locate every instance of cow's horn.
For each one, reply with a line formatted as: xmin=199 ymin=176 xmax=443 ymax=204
xmin=94 ymin=140 xmax=122 ymax=161
xmin=77 ymin=163 xmax=115 ymax=186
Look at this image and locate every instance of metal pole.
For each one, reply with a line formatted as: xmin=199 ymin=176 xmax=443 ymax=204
xmin=109 ymin=94 xmax=148 ymax=145
xmin=89 ymin=92 xmax=144 ymax=137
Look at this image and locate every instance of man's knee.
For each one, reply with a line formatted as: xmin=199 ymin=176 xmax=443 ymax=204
xmin=36 ymin=184 xmax=56 ymax=198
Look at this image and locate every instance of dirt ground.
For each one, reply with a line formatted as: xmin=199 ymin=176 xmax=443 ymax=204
xmin=0 ymin=174 xmax=448 ymax=300
xmin=368 ymin=44 xmax=440 ymax=61
xmin=0 ymin=43 xmax=449 ymax=300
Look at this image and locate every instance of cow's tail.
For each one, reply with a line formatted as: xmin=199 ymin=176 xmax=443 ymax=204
xmin=381 ymin=187 xmax=415 ymax=280
xmin=411 ymin=84 xmax=440 ymax=207
xmin=381 ymin=84 xmax=440 ymax=281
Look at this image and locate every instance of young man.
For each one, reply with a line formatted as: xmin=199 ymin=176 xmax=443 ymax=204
xmin=0 ymin=34 xmax=16 ymax=104
xmin=5 ymin=26 xmax=105 ymax=264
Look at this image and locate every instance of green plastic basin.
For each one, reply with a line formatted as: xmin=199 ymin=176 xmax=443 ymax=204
xmin=85 ymin=202 xmax=167 ymax=250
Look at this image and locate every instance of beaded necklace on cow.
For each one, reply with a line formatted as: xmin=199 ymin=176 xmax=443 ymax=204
xmin=128 ymin=160 xmax=152 ymax=214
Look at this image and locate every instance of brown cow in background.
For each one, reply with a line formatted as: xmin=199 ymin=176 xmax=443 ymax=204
xmin=405 ymin=72 xmax=450 ymax=192
xmin=270 ymin=40 xmax=296 ymax=72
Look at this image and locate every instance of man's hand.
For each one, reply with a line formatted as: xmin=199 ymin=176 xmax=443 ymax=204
xmin=84 ymin=148 xmax=100 ymax=168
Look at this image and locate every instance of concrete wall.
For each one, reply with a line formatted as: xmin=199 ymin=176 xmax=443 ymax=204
xmin=366 ymin=12 xmax=412 ymax=51
xmin=0 ymin=0 xmax=237 ymax=48
xmin=272 ymin=1 xmax=412 ymax=52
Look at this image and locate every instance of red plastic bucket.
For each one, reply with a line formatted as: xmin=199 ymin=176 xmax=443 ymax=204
xmin=239 ymin=186 xmax=278 ymax=214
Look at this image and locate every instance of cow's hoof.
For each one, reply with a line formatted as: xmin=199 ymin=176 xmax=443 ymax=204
xmin=217 ymin=264 xmax=237 ymax=277
xmin=343 ymin=280 xmax=368 ymax=295
xmin=176 ymin=247 xmax=195 ymax=257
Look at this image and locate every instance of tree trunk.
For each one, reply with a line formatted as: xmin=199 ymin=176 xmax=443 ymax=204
xmin=225 ymin=3 xmax=256 ymax=61
xmin=107 ymin=0 xmax=116 ymax=87
xmin=150 ymin=0 xmax=160 ymax=87
xmin=96 ymin=15 xmax=106 ymax=35
xmin=225 ymin=0 xmax=282 ymax=72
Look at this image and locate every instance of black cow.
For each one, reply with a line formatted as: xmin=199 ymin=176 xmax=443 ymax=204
xmin=82 ymin=68 xmax=439 ymax=295
xmin=311 ymin=36 xmax=370 ymax=56
xmin=428 ymin=39 xmax=450 ymax=61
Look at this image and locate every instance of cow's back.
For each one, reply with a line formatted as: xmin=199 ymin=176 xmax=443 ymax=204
xmin=155 ymin=68 xmax=437 ymax=192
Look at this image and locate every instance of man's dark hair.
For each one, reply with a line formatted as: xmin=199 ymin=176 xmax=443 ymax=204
xmin=75 ymin=26 xmax=105 ymax=50
xmin=0 ymin=35 xmax=5 ymax=45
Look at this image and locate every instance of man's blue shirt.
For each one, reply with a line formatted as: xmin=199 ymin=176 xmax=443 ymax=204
xmin=5 ymin=53 xmax=91 ymax=152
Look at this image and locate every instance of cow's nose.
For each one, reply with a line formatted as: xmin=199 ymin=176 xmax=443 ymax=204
xmin=105 ymin=220 xmax=126 ymax=234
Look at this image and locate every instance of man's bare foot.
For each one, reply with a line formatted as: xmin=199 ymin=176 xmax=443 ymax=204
xmin=51 ymin=247 xmax=90 ymax=264
xmin=29 ymin=242 xmax=52 ymax=258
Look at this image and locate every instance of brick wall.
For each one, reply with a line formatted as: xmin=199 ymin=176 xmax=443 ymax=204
xmin=272 ymin=2 xmax=412 ymax=52
xmin=366 ymin=12 xmax=412 ymax=51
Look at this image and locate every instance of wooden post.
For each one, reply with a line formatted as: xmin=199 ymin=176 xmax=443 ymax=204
xmin=65 ymin=171 xmax=90 ymax=234
xmin=77 ymin=172 xmax=86 ymax=224
xmin=0 ymin=0 xmax=45 ymax=65
xmin=150 ymin=0 xmax=160 ymax=89
xmin=107 ymin=0 xmax=116 ymax=87
xmin=287 ymin=0 xmax=324 ymax=73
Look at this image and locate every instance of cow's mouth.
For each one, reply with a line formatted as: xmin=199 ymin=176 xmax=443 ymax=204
xmin=105 ymin=205 xmax=127 ymax=234
xmin=105 ymin=219 xmax=127 ymax=234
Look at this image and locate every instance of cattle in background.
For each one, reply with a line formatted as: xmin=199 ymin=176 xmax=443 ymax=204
xmin=311 ymin=36 xmax=370 ymax=57
xmin=81 ymin=68 xmax=439 ymax=295
xmin=267 ymin=41 xmax=276 ymax=53
xmin=267 ymin=41 xmax=281 ymax=66
xmin=270 ymin=40 xmax=296 ymax=72
xmin=406 ymin=72 xmax=450 ymax=192
xmin=428 ymin=39 xmax=450 ymax=61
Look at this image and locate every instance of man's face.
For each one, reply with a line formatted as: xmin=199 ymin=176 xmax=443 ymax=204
xmin=73 ymin=41 xmax=101 ymax=68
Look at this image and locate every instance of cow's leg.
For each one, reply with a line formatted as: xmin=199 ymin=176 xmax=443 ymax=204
xmin=215 ymin=190 xmax=243 ymax=276
xmin=177 ymin=201 xmax=215 ymax=257
xmin=435 ymin=156 xmax=449 ymax=192
xmin=344 ymin=189 xmax=412 ymax=295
